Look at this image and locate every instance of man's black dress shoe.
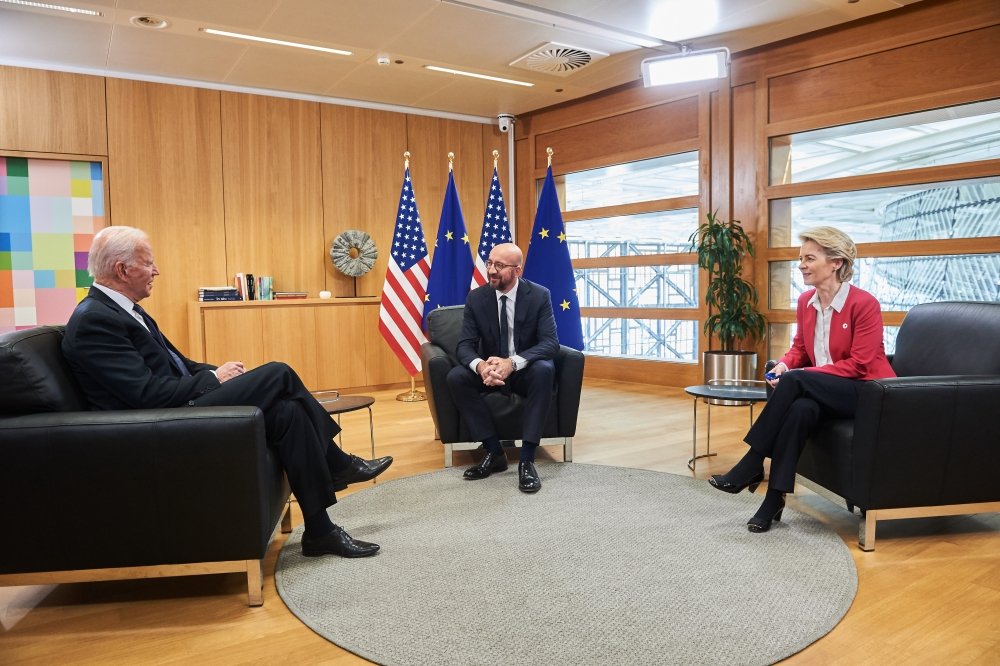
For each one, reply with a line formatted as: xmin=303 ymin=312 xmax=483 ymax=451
xmin=463 ymin=450 xmax=508 ymax=479
xmin=301 ymin=525 xmax=380 ymax=558
xmin=518 ymin=460 xmax=541 ymax=493
xmin=708 ymin=470 xmax=764 ymax=494
xmin=332 ymin=454 xmax=393 ymax=491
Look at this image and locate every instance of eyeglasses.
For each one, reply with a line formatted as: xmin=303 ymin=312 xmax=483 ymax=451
xmin=485 ymin=260 xmax=520 ymax=271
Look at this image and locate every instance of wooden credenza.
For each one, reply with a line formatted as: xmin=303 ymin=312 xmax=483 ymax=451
xmin=188 ymin=298 xmax=411 ymax=392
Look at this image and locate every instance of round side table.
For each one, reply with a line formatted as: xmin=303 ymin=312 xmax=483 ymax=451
xmin=314 ymin=391 xmax=376 ymax=460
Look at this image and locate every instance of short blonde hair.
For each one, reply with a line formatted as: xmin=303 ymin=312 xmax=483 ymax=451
xmin=799 ymin=226 xmax=856 ymax=282
xmin=89 ymin=226 xmax=150 ymax=281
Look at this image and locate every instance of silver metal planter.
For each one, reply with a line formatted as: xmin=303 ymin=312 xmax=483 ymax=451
xmin=703 ymin=350 xmax=758 ymax=405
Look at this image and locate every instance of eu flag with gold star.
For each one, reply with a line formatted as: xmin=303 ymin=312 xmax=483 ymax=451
xmin=423 ymin=169 xmax=474 ymax=328
xmin=523 ymin=166 xmax=583 ymax=350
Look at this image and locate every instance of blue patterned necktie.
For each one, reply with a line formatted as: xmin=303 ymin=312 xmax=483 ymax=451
xmin=499 ymin=295 xmax=510 ymax=358
xmin=133 ymin=303 xmax=191 ymax=377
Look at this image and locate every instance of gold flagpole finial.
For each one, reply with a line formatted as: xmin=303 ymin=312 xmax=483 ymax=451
xmin=404 ymin=150 xmax=411 ymax=168
xmin=448 ymin=151 xmax=455 ymax=172
xmin=492 ymin=149 xmax=499 ymax=168
xmin=546 ymin=147 xmax=553 ymax=167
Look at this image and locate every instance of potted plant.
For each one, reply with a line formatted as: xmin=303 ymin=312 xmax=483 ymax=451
xmin=688 ymin=211 xmax=766 ymax=397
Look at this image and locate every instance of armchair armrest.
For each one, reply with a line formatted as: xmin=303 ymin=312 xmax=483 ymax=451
xmin=420 ymin=342 xmax=459 ymax=442
xmin=0 ymin=406 xmax=284 ymax=573
xmin=554 ymin=345 xmax=585 ymax=436
xmin=849 ymin=375 xmax=1000 ymax=507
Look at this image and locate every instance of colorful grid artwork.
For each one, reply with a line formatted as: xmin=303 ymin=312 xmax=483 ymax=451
xmin=1 ymin=156 xmax=104 ymax=333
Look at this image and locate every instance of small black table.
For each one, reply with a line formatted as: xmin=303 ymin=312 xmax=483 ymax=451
xmin=313 ymin=391 xmax=375 ymax=460
xmin=683 ymin=382 xmax=768 ymax=472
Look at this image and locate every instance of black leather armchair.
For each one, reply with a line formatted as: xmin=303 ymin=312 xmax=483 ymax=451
xmin=791 ymin=301 xmax=1000 ymax=550
xmin=420 ymin=305 xmax=585 ymax=467
xmin=0 ymin=326 xmax=291 ymax=605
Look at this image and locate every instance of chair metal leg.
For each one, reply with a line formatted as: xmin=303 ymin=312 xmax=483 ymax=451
xmin=563 ymin=437 xmax=573 ymax=462
xmin=444 ymin=443 xmax=453 ymax=468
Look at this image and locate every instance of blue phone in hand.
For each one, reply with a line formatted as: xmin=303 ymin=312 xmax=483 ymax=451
xmin=765 ymin=371 xmax=778 ymax=381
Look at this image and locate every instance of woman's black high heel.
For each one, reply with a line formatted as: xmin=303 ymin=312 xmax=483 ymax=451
xmin=747 ymin=495 xmax=786 ymax=533
xmin=708 ymin=470 xmax=764 ymax=494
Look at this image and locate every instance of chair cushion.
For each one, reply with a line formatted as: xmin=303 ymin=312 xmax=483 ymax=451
xmin=892 ymin=301 xmax=1000 ymax=377
xmin=0 ymin=326 xmax=89 ymax=415
xmin=426 ymin=305 xmax=466 ymax=365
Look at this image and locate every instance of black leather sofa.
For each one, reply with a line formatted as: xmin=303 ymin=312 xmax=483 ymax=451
xmin=420 ymin=305 xmax=585 ymax=467
xmin=792 ymin=301 xmax=1000 ymax=550
xmin=0 ymin=326 xmax=291 ymax=605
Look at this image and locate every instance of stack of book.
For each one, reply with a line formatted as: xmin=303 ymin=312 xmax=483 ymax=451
xmin=274 ymin=291 xmax=308 ymax=300
xmin=198 ymin=286 xmax=241 ymax=302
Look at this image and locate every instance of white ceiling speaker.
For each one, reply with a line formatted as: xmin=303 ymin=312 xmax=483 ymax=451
xmin=509 ymin=42 xmax=608 ymax=77
xmin=130 ymin=15 xmax=170 ymax=29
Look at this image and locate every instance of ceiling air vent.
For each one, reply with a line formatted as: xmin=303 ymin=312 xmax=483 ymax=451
xmin=509 ymin=42 xmax=607 ymax=77
xmin=130 ymin=15 xmax=170 ymax=29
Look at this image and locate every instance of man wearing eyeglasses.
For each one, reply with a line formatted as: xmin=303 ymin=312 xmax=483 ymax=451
xmin=446 ymin=242 xmax=560 ymax=492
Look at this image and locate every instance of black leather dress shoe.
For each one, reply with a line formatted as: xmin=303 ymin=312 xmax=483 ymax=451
xmin=301 ymin=525 xmax=380 ymax=558
xmin=518 ymin=460 xmax=541 ymax=493
xmin=332 ymin=454 xmax=393 ymax=491
xmin=463 ymin=450 xmax=508 ymax=479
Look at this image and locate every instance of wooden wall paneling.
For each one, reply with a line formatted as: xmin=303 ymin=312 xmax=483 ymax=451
xmin=475 ymin=124 xmax=510 ymax=253
xmin=321 ymin=105 xmax=407 ymax=299
xmin=514 ymin=136 xmax=532 ymax=246
xmin=312 ymin=302 xmax=370 ymax=391
xmin=524 ymin=78 xmax=719 ymax=136
xmin=106 ymin=79 xmax=227 ymax=353
xmin=583 ymin=355 xmax=701 ymax=387
xmin=0 ymin=66 xmax=107 ymax=156
xmin=260 ymin=305 xmax=319 ymax=389
xmin=221 ymin=93 xmax=324 ymax=299
xmin=361 ymin=301 xmax=410 ymax=387
xmin=202 ymin=308 xmax=264 ymax=369
xmin=532 ymin=97 xmax=700 ymax=172
xmin=404 ymin=115 xmax=487 ymax=266
xmin=732 ymin=0 xmax=1000 ymax=86
xmin=767 ymin=24 xmax=1000 ymax=124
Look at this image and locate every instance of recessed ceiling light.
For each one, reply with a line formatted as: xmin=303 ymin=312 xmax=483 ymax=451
xmin=199 ymin=27 xmax=352 ymax=56
xmin=0 ymin=0 xmax=102 ymax=16
xmin=130 ymin=15 xmax=169 ymax=30
xmin=424 ymin=65 xmax=534 ymax=87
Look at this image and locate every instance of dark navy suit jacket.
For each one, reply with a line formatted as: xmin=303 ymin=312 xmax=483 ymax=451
xmin=62 ymin=287 xmax=218 ymax=410
xmin=455 ymin=278 xmax=559 ymax=369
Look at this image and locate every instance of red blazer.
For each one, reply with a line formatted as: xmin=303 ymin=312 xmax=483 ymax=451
xmin=779 ymin=285 xmax=896 ymax=381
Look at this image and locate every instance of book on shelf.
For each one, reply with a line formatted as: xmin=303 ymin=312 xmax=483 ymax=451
xmin=198 ymin=286 xmax=240 ymax=302
xmin=273 ymin=291 xmax=308 ymax=299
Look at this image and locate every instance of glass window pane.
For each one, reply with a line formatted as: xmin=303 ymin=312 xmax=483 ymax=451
xmin=576 ymin=265 xmax=697 ymax=308
xmin=769 ymin=253 xmax=1000 ymax=311
xmin=555 ymin=152 xmax=699 ymax=211
xmin=769 ymin=176 xmax=1000 ymax=247
xmin=584 ymin=317 xmax=698 ymax=362
xmin=768 ymin=323 xmax=899 ymax=362
xmin=770 ymin=99 xmax=1000 ymax=185
xmin=567 ymin=208 xmax=699 ymax=259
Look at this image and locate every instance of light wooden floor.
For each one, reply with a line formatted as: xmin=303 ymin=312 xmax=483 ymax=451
xmin=1 ymin=378 xmax=998 ymax=664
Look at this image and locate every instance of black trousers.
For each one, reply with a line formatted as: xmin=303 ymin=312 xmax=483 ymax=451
xmin=744 ymin=370 xmax=861 ymax=493
xmin=445 ymin=360 xmax=555 ymax=444
xmin=190 ymin=362 xmax=341 ymax=515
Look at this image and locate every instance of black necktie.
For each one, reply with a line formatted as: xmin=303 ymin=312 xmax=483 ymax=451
xmin=499 ymin=295 xmax=510 ymax=358
xmin=133 ymin=303 xmax=192 ymax=377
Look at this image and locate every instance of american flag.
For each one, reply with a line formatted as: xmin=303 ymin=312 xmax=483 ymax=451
xmin=471 ymin=166 xmax=513 ymax=288
xmin=379 ymin=165 xmax=430 ymax=376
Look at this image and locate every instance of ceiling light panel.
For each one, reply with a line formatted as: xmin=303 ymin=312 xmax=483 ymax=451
xmin=200 ymin=27 xmax=352 ymax=56
xmin=0 ymin=0 xmax=102 ymax=15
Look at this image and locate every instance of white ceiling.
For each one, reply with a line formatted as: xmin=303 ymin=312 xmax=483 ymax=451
xmin=0 ymin=0 xmax=923 ymax=121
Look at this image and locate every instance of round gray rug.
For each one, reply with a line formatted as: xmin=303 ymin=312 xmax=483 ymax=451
xmin=276 ymin=463 xmax=856 ymax=665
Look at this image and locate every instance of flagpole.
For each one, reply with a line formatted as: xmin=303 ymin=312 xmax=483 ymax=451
xmin=547 ymin=146 xmax=553 ymax=167
xmin=395 ymin=151 xmax=427 ymax=403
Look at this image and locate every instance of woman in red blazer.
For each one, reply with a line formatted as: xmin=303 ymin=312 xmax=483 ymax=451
xmin=709 ymin=226 xmax=895 ymax=532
